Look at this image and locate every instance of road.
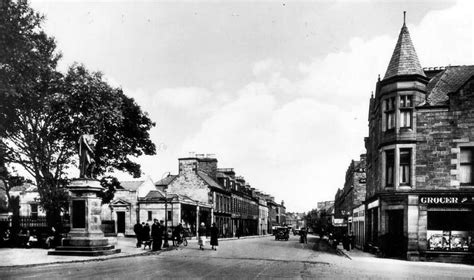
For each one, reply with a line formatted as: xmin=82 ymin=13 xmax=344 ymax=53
xmin=1 ymin=235 xmax=474 ymax=279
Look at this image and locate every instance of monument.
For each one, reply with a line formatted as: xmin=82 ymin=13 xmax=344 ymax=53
xmin=49 ymin=130 xmax=121 ymax=256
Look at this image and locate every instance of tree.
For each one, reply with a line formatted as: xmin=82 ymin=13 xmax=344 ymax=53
xmin=99 ymin=176 xmax=121 ymax=205
xmin=0 ymin=2 xmax=156 ymax=228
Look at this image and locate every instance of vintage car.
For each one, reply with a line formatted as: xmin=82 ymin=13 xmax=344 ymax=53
xmin=274 ymin=227 xmax=289 ymax=241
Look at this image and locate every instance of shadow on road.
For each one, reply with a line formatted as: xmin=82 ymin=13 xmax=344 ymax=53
xmin=310 ymin=236 xmax=345 ymax=258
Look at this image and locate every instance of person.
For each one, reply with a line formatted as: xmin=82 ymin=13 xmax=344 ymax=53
xmin=1 ymin=228 xmax=11 ymax=248
xmin=78 ymin=129 xmax=97 ymax=178
xmin=151 ymin=219 xmax=162 ymax=251
xmin=236 ymin=227 xmax=241 ymax=239
xmin=198 ymin=222 xmax=207 ymax=250
xmin=210 ymin=222 xmax=219 ymax=251
xmin=142 ymin=222 xmax=151 ymax=245
xmin=134 ymin=222 xmax=142 ymax=248
xmin=299 ymin=227 xmax=307 ymax=244
xmin=44 ymin=226 xmax=57 ymax=249
xmin=173 ymin=223 xmax=184 ymax=249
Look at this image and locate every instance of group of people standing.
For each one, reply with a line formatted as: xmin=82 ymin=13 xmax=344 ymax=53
xmin=134 ymin=219 xmax=169 ymax=251
xmin=135 ymin=220 xmax=219 ymax=251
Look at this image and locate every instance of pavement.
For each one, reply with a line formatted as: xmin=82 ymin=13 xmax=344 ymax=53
xmin=336 ymin=243 xmax=375 ymax=260
xmin=0 ymin=234 xmax=271 ymax=268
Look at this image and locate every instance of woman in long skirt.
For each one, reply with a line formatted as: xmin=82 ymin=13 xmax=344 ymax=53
xmin=198 ymin=222 xmax=206 ymax=250
xmin=210 ymin=223 xmax=219 ymax=251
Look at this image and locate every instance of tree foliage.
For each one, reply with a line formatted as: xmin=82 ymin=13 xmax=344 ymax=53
xmin=0 ymin=1 xmax=156 ymax=226
xmin=99 ymin=176 xmax=121 ymax=205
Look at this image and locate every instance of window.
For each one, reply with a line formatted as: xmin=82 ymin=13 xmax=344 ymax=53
xmin=427 ymin=211 xmax=474 ymax=251
xmin=400 ymin=95 xmax=413 ymax=128
xmin=460 ymin=148 xmax=474 ymax=185
xmin=31 ymin=204 xmax=38 ymax=219
xmin=148 ymin=211 xmax=152 ymax=221
xmin=167 ymin=210 xmax=172 ymax=221
xmin=384 ymin=97 xmax=396 ymax=130
xmin=399 ymin=149 xmax=411 ymax=185
xmin=385 ymin=150 xmax=395 ymax=186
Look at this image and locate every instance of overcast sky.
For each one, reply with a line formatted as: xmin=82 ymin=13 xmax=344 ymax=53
xmin=31 ymin=0 xmax=473 ymax=212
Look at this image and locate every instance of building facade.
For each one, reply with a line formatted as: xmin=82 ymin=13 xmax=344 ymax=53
xmin=365 ymin=18 xmax=474 ymax=263
xmin=334 ymin=155 xmax=367 ymax=243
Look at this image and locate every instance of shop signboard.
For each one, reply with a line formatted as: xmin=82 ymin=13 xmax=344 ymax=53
xmin=419 ymin=195 xmax=474 ymax=205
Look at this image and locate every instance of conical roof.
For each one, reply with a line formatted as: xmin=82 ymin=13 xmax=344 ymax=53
xmin=383 ymin=22 xmax=425 ymax=80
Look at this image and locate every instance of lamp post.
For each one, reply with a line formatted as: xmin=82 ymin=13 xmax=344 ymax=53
xmin=163 ymin=192 xmax=169 ymax=248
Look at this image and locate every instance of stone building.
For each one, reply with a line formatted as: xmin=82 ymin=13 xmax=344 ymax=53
xmin=333 ymin=154 xmax=366 ymax=247
xmin=100 ymin=177 xmax=156 ymax=236
xmin=365 ymin=17 xmax=474 ymax=263
xmin=165 ymin=155 xmax=269 ymax=238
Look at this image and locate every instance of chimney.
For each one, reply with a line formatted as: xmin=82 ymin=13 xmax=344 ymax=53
xmin=197 ymin=156 xmax=218 ymax=179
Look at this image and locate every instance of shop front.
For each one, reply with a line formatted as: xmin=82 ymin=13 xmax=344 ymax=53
xmin=418 ymin=194 xmax=474 ymax=263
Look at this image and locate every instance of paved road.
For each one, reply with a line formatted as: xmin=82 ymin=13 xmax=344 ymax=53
xmin=1 ymin=235 xmax=474 ymax=279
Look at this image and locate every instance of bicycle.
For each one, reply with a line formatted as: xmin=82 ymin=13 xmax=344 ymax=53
xmin=172 ymin=234 xmax=188 ymax=247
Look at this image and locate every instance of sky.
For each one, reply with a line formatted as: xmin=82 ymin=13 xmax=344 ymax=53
xmin=30 ymin=0 xmax=473 ymax=212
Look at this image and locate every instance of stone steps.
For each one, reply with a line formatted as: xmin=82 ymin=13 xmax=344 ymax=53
xmin=48 ymin=248 xmax=121 ymax=256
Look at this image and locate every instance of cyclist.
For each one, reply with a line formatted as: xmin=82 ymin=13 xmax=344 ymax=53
xmin=173 ymin=223 xmax=184 ymax=248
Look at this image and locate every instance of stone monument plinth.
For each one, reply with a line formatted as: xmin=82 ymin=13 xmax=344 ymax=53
xmin=49 ymin=178 xmax=121 ymax=256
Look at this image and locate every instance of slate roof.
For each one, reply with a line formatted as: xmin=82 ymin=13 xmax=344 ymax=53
xmin=197 ymin=171 xmax=225 ymax=191
xmin=119 ymin=181 xmax=144 ymax=191
xmin=426 ymin=65 xmax=474 ymax=105
xmin=142 ymin=190 xmax=166 ymax=201
xmin=384 ymin=23 xmax=425 ymax=80
xmin=155 ymin=175 xmax=177 ymax=186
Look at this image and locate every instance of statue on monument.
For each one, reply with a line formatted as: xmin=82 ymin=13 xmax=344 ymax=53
xmin=78 ymin=127 xmax=97 ymax=178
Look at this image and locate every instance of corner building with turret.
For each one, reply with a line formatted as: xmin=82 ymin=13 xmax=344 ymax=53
xmin=365 ymin=18 xmax=474 ymax=263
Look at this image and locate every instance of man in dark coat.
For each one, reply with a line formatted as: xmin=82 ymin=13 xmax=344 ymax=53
xmin=210 ymin=222 xmax=219 ymax=251
xmin=151 ymin=219 xmax=163 ymax=251
xmin=134 ymin=222 xmax=142 ymax=248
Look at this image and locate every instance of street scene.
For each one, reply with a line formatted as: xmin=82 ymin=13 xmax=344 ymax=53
xmin=1 ymin=0 xmax=474 ymax=279
xmin=2 ymin=235 xmax=474 ymax=279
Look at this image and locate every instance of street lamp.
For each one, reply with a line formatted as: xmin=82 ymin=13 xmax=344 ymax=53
xmin=163 ymin=192 xmax=169 ymax=248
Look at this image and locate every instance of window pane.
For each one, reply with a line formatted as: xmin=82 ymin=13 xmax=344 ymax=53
xmin=400 ymin=149 xmax=411 ymax=164
xmin=400 ymin=165 xmax=410 ymax=184
xmin=386 ymin=150 xmax=394 ymax=185
xmin=400 ymin=111 xmax=412 ymax=127
xmin=460 ymin=149 xmax=473 ymax=163
xmin=460 ymin=165 xmax=472 ymax=183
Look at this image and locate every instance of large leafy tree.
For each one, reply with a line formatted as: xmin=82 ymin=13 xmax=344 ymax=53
xmin=0 ymin=2 xmax=156 ymax=228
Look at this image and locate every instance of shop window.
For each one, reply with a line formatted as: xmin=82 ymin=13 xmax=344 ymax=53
xmin=427 ymin=211 xmax=474 ymax=251
xmin=400 ymin=95 xmax=413 ymax=128
xmin=460 ymin=148 xmax=474 ymax=185
xmin=399 ymin=149 xmax=411 ymax=186
xmin=385 ymin=150 xmax=395 ymax=187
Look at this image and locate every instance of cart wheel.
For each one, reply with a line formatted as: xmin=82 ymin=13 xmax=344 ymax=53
xmin=183 ymin=239 xmax=188 ymax=246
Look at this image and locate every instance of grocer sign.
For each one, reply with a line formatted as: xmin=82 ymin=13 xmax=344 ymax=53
xmin=419 ymin=196 xmax=473 ymax=205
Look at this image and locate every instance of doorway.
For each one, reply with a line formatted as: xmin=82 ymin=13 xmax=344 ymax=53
xmin=117 ymin=212 xmax=126 ymax=234
xmin=386 ymin=210 xmax=406 ymax=258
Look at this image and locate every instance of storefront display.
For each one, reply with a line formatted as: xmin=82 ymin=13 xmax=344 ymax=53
xmin=426 ymin=210 xmax=473 ymax=252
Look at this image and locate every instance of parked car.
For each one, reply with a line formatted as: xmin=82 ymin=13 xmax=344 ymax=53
xmin=275 ymin=227 xmax=289 ymax=241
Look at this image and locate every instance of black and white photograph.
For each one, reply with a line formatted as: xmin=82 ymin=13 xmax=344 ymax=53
xmin=0 ymin=0 xmax=474 ymax=279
